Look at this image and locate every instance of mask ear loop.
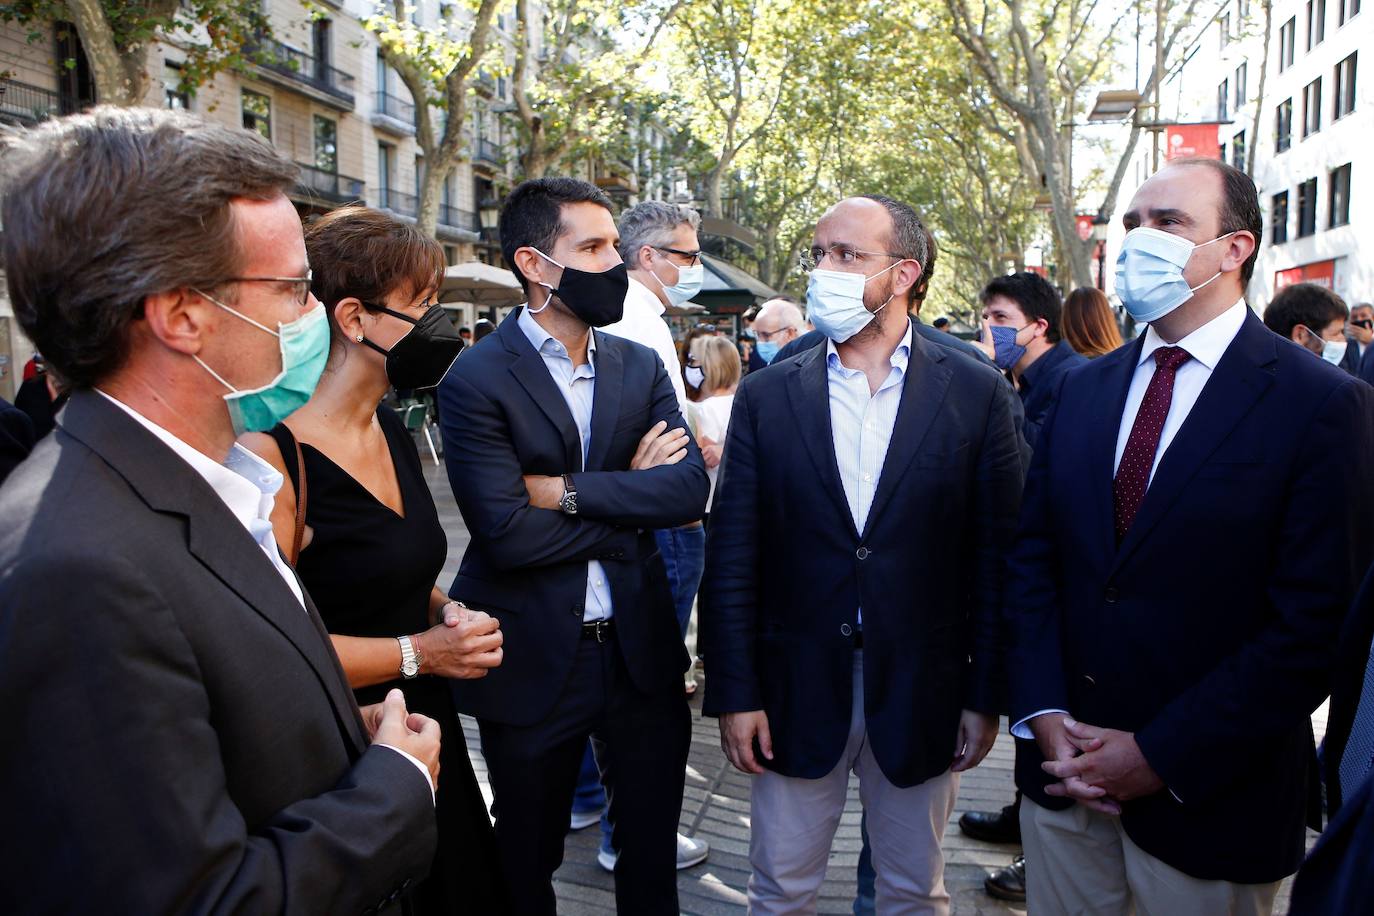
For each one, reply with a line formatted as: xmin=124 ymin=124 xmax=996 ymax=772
xmin=1183 ymin=230 xmax=1239 ymax=294
xmin=526 ymin=249 xmax=563 ymax=315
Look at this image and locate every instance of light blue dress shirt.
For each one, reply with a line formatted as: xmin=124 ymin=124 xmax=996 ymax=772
xmin=518 ymin=306 xmax=614 ymax=622
xmin=825 ymin=320 xmax=912 ymax=626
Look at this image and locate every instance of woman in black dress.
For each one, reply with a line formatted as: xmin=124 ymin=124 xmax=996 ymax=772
xmin=242 ymin=206 xmax=508 ymax=914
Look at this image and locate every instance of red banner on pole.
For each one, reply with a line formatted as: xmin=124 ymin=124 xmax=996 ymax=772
xmin=1166 ymin=123 xmax=1221 ymax=160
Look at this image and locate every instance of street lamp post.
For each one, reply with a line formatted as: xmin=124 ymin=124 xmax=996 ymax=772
xmin=1090 ymin=214 xmax=1110 ymax=291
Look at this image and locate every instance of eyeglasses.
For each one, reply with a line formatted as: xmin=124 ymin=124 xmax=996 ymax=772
xmin=655 ymin=246 xmax=703 ymax=266
xmin=225 ymin=270 xmax=314 ymax=309
xmin=685 ymin=353 xmax=703 ymax=367
xmin=755 ymin=326 xmax=796 ymax=342
xmin=799 ymin=245 xmax=904 ymax=273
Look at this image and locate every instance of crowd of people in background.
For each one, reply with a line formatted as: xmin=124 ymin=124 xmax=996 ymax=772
xmin=5 ymin=105 xmax=1374 ymax=916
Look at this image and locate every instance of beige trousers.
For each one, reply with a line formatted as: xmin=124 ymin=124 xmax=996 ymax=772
xmin=746 ymin=652 xmax=959 ymax=916
xmin=1020 ymin=796 xmax=1281 ymax=916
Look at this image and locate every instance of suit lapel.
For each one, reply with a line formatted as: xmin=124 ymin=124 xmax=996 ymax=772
xmin=59 ymin=391 xmax=368 ymax=755
xmin=788 ymin=344 xmax=857 ymax=538
xmin=585 ymin=330 xmax=623 ymax=472
xmin=500 ymin=308 xmax=582 ymax=469
xmin=1111 ymin=312 xmax=1277 ymax=574
xmin=863 ymin=333 xmax=951 ymax=539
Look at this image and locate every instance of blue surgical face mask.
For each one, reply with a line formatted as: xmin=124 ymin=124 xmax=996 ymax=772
xmin=1115 ymin=227 xmax=1235 ymax=324
xmin=193 ymin=292 xmax=330 ymax=435
xmin=988 ymin=324 xmax=1030 ymax=370
xmin=649 ymin=257 xmax=705 ymax=307
xmin=755 ymin=340 xmax=781 ymax=364
xmin=806 ymin=261 xmax=903 ymax=343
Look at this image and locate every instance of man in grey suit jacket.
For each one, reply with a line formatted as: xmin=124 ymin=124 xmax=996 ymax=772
xmin=0 ymin=107 xmax=439 ymax=914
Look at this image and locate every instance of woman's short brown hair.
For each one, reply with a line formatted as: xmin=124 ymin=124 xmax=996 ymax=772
xmin=698 ymin=335 xmax=742 ymax=394
xmin=304 ymin=206 xmax=445 ymax=345
xmin=1062 ymin=287 xmax=1124 ymax=358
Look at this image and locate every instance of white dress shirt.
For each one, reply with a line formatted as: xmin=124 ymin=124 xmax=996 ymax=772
xmin=826 ymin=321 xmax=913 ymax=626
xmin=518 ymin=306 xmax=614 ymax=622
xmin=600 ymin=277 xmax=690 ymax=418
xmin=98 ymin=390 xmax=435 ymax=799
xmin=1011 ymin=299 xmax=1251 ymax=755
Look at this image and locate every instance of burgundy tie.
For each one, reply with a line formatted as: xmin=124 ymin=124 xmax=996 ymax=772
xmin=1113 ymin=346 xmax=1192 ymax=540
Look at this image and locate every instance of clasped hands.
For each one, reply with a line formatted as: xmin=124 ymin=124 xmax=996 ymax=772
xmin=523 ymin=420 xmax=691 ymax=509
xmin=1030 ymin=714 xmax=1166 ymax=814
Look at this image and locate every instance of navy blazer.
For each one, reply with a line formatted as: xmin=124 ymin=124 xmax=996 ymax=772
xmin=1007 ymin=309 xmax=1374 ymax=883
xmin=1018 ymin=339 xmax=1088 ymax=451
xmin=437 ymin=309 xmax=709 ymax=727
xmin=701 ymin=327 xmax=1024 ymax=787
xmin=1338 ymin=336 xmax=1363 ymax=376
xmin=1290 ymin=769 xmax=1374 ymax=914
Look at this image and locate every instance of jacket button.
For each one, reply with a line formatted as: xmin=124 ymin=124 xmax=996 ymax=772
xmin=1104 ymin=587 xmax=1118 ymax=604
xmin=571 ymin=602 xmax=583 ymax=616
xmin=840 ymin=623 xmax=853 ymax=636
xmin=856 ymin=547 xmax=870 ymax=560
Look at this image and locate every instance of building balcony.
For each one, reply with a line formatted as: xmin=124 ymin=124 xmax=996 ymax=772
xmin=378 ymin=188 xmax=420 ymax=219
xmin=474 ymin=71 xmax=497 ymax=96
xmin=472 ymin=138 xmax=502 ymax=170
xmin=372 ymin=90 xmax=416 ymax=136
xmin=248 ymin=36 xmax=356 ymax=110
xmin=294 ymin=162 xmax=365 ymax=206
xmin=439 ymin=203 xmax=478 ymax=232
xmin=0 ymin=79 xmax=64 ymax=125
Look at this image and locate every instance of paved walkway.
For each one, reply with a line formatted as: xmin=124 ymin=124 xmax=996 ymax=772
xmin=424 ymin=460 xmax=1315 ymax=914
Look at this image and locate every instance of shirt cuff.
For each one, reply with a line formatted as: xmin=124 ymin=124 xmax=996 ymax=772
xmin=1010 ymin=708 xmax=1071 ymax=739
xmin=377 ymin=744 xmax=436 ymax=805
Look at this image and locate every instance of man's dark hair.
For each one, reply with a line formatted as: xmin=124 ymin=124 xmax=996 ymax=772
xmin=912 ymin=227 xmax=938 ymax=308
xmin=499 ymin=178 xmax=614 ymax=293
xmin=1171 ymin=158 xmax=1264 ymax=286
xmin=1262 ymin=282 xmax=1348 ymax=340
xmin=932 ymin=317 xmax=950 ymax=329
xmin=858 ymin=195 xmax=930 ymax=308
xmin=459 ymin=325 xmax=472 ymax=334
xmin=1 ymin=106 xmax=298 ymax=389
xmin=979 ymin=272 xmax=1065 ymax=342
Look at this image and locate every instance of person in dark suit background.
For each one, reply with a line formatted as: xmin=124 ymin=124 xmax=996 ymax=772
xmin=0 ymin=107 xmax=439 ymax=914
xmin=1339 ymin=301 xmax=1371 ymax=376
xmin=1289 ymin=558 xmax=1374 ymax=914
xmin=0 ymin=396 xmax=34 ymax=485
xmin=702 ymin=195 xmax=1023 ymax=913
xmin=1008 ymin=157 xmax=1374 ymax=914
xmin=437 ymin=177 xmax=709 ymax=915
xmin=1261 ymin=282 xmax=1352 ymax=367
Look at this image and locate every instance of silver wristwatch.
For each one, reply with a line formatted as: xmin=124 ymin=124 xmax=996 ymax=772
xmin=397 ymin=635 xmax=422 ymax=679
xmin=559 ymin=473 xmax=579 ymax=515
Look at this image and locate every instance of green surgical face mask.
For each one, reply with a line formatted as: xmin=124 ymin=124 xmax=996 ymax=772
xmin=192 ymin=291 xmax=330 ymax=435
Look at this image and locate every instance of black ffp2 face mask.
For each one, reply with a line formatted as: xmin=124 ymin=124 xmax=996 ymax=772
xmin=530 ymin=249 xmax=628 ymax=327
xmin=361 ymin=302 xmax=464 ymax=390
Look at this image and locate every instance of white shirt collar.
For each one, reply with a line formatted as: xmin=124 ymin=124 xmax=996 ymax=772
xmin=1137 ymin=299 xmax=1248 ymax=371
xmin=517 ymin=303 xmax=597 ymax=366
xmin=825 ymin=319 xmax=914 ymax=379
xmin=95 ymin=390 xmax=283 ymax=532
xmin=625 ymin=276 xmax=668 ymax=317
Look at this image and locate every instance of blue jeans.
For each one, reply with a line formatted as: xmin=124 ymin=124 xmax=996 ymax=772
xmin=570 ymin=525 xmax=706 ymax=854
xmin=654 ymin=524 xmax=706 ymax=639
xmin=854 ymin=813 xmax=875 ymax=915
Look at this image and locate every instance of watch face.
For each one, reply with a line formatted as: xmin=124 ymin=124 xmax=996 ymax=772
xmin=401 ymin=660 xmax=420 ymax=677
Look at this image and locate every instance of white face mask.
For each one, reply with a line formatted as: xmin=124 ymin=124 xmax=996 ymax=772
xmin=1114 ymin=227 xmax=1236 ymax=324
xmin=685 ymin=366 xmax=705 ymax=388
xmin=805 ymin=260 xmax=903 ymax=343
xmin=1301 ymin=325 xmax=1348 ymax=366
xmin=649 ymin=256 xmax=705 ymax=307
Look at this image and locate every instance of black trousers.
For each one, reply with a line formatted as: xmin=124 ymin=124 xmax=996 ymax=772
xmin=477 ymin=629 xmax=691 ymax=915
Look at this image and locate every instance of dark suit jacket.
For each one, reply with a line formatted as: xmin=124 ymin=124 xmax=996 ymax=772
xmin=0 ymin=391 xmax=435 ymax=914
xmin=1018 ymin=339 xmax=1088 ymax=451
xmin=1324 ymin=560 xmax=1374 ymax=814
xmin=0 ymin=396 xmax=34 ymax=484
xmin=775 ymin=322 xmax=1032 ymax=474
xmin=1007 ymin=310 xmax=1374 ymax=883
xmin=1339 ymin=336 xmax=1364 ymax=376
xmin=701 ymin=326 xmax=1024 ymax=787
xmin=1290 ymin=768 xmax=1374 ymax=914
xmin=1359 ymin=343 xmax=1374 ymax=386
xmin=437 ymin=308 xmax=709 ymax=727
